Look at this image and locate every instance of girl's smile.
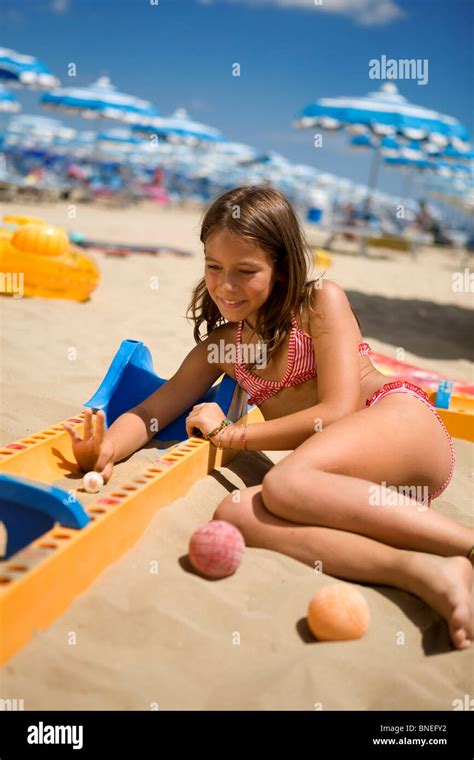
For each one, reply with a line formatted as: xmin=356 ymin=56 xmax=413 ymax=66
xmin=219 ymin=298 xmax=247 ymax=310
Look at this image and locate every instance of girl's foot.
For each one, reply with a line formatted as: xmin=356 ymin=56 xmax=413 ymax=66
xmin=401 ymin=554 xmax=473 ymax=650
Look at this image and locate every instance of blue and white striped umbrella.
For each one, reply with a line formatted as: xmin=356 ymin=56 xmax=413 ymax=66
xmin=3 ymin=114 xmax=77 ymax=153
xmin=97 ymin=128 xmax=141 ymax=145
xmin=295 ymin=83 xmax=471 ymax=150
xmin=421 ymin=174 xmax=474 ymax=211
xmin=210 ymin=141 xmax=257 ymax=162
xmin=440 ymin=145 xmax=474 ymax=162
xmin=41 ymin=76 xmax=158 ymax=123
xmin=0 ymin=86 xmax=20 ymax=113
xmin=350 ymin=134 xmax=472 ymax=174
xmin=0 ymin=47 xmax=59 ymax=89
xmin=133 ymin=107 xmax=224 ymax=144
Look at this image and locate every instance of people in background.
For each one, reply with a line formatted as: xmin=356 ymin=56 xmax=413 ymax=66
xmin=415 ymin=200 xmax=451 ymax=245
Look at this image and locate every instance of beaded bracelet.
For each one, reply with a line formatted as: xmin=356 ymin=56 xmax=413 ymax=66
xmin=216 ymin=425 xmax=229 ymax=449
xmin=241 ymin=423 xmax=248 ymax=450
xmin=216 ymin=423 xmax=246 ymax=450
xmin=204 ymin=418 xmax=232 ymax=440
xmin=227 ymin=426 xmax=239 ymax=449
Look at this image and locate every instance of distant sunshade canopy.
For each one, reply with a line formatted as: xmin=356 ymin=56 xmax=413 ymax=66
xmin=133 ymin=108 xmax=224 ymax=143
xmin=295 ymin=83 xmax=471 ymax=150
xmin=41 ymin=76 xmax=159 ymax=123
xmin=350 ymin=134 xmax=473 ymax=174
xmin=0 ymin=47 xmax=59 ymax=89
xmin=0 ymin=86 xmax=20 ymax=113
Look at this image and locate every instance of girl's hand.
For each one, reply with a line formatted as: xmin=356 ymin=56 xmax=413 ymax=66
xmin=185 ymin=402 xmax=226 ymax=444
xmin=63 ymin=409 xmax=115 ymax=484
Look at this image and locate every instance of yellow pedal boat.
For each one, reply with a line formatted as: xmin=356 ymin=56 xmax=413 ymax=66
xmin=0 ymin=215 xmax=100 ymax=302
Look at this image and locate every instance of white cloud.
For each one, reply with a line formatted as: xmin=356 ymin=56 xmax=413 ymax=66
xmin=198 ymin=0 xmax=406 ymax=27
xmin=51 ymin=0 xmax=70 ymax=14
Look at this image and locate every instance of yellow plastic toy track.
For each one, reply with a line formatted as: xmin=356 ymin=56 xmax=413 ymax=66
xmin=427 ymin=392 xmax=474 ymax=443
xmin=0 ymin=406 xmax=263 ymax=666
xmin=0 ymin=392 xmax=471 ymax=666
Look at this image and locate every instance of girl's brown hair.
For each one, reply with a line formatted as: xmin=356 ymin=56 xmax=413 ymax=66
xmin=187 ymin=184 xmax=361 ymax=370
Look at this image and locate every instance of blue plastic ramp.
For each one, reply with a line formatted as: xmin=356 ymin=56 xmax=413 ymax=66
xmin=0 ymin=473 xmax=90 ymax=560
xmin=84 ymin=339 xmax=247 ymax=441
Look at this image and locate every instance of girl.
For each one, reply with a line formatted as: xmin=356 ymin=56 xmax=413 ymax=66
xmin=64 ymin=185 xmax=473 ymax=650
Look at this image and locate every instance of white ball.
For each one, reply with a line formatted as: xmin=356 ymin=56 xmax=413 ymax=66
xmin=83 ymin=471 xmax=104 ymax=493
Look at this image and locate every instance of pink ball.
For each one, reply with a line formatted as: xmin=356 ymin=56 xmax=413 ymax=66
xmin=189 ymin=520 xmax=245 ymax=579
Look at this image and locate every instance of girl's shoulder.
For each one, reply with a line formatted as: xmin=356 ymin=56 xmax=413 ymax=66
xmin=208 ymin=321 xmax=239 ymax=343
xmin=296 ymin=278 xmax=339 ymax=330
xmin=206 ymin=322 xmax=240 ymax=362
xmin=296 ymin=279 xmax=358 ymax=337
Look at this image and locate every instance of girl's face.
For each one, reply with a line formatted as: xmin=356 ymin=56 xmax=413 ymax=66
xmin=204 ymin=228 xmax=276 ymax=323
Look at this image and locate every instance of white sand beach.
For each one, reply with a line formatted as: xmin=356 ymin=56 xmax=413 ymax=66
xmin=0 ymin=200 xmax=472 ymax=710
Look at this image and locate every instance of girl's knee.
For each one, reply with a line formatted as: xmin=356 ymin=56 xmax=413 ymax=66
xmin=262 ymin=467 xmax=300 ymax=517
xmin=213 ymin=488 xmax=263 ymax=542
xmin=213 ymin=492 xmax=239 ymax=523
xmin=262 ymin=465 xmax=327 ymax=522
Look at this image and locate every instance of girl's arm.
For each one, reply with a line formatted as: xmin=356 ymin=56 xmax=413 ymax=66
xmin=231 ymin=280 xmax=362 ymax=451
xmin=103 ymin=329 xmax=225 ymax=463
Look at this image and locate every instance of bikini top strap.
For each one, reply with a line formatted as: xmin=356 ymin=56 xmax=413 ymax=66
xmin=236 ymin=320 xmax=243 ymax=363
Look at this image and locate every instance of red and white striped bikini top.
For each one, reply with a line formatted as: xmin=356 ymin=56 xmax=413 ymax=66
xmin=235 ymin=309 xmax=372 ymax=406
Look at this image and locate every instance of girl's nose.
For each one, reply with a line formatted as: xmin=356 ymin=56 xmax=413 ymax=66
xmin=220 ymin=272 xmax=240 ymax=289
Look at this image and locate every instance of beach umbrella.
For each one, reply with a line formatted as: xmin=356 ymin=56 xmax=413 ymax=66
xmin=0 ymin=87 xmax=20 ymax=151
xmin=421 ymin=175 xmax=474 ymax=214
xmin=210 ymin=141 xmax=257 ymax=162
xmin=133 ymin=108 xmax=224 ymax=145
xmin=97 ymin=128 xmax=141 ymax=145
xmin=351 ymin=133 xmax=472 ymax=200
xmin=0 ymin=47 xmax=59 ymax=89
xmin=95 ymin=128 xmax=142 ymax=157
xmin=5 ymin=114 xmax=76 ymax=145
xmin=0 ymin=86 xmax=20 ymax=113
xmin=296 ymin=83 xmax=470 ymax=148
xmin=41 ymin=76 xmax=158 ymax=123
xmin=439 ymin=145 xmax=474 ymax=162
xmin=295 ymin=83 xmax=471 ymax=203
xmin=41 ymin=76 xmax=159 ymax=163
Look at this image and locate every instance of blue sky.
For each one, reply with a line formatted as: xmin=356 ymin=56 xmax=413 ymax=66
xmin=2 ymin=0 xmax=473 ymax=196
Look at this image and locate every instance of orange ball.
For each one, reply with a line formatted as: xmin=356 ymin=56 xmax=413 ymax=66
xmin=307 ymin=584 xmax=370 ymax=641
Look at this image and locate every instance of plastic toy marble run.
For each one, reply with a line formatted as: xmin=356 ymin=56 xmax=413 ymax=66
xmin=0 ymin=339 xmax=263 ymax=666
xmin=0 ymin=340 xmax=472 ymax=666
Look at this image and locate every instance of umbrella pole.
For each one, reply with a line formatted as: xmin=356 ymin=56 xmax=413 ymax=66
xmin=365 ymin=138 xmax=381 ymax=213
xmin=402 ymin=167 xmax=414 ymax=199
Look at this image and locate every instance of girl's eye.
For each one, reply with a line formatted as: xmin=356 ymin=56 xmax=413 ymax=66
xmin=206 ymin=265 xmax=255 ymax=275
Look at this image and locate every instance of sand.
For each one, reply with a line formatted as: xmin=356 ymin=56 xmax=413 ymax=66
xmin=0 ymin=200 xmax=472 ymax=710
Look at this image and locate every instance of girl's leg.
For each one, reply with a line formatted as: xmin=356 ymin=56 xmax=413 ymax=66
xmin=260 ymin=394 xmax=473 ymax=556
xmin=214 ymin=486 xmax=473 ymax=650
xmin=263 ymin=468 xmax=472 ymax=556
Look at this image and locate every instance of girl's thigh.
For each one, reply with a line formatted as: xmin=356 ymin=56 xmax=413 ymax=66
xmin=274 ymin=393 xmax=453 ymax=494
